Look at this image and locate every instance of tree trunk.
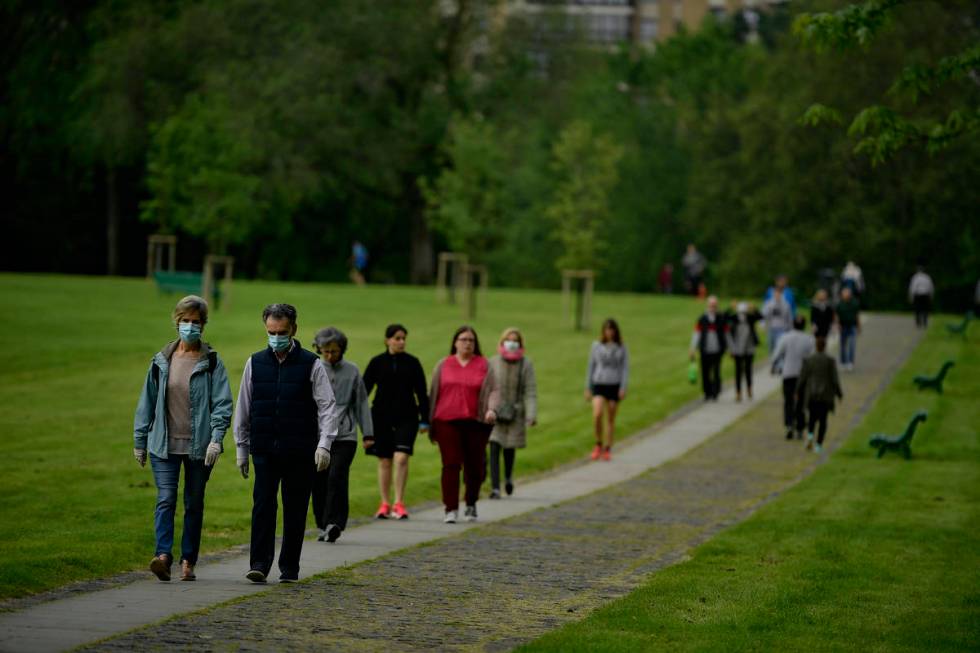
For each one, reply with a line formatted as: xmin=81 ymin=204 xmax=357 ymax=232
xmin=106 ymin=166 xmax=119 ymax=276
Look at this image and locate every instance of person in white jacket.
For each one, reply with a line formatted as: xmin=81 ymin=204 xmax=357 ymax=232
xmin=908 ymin=266 xmax=935 ymax=328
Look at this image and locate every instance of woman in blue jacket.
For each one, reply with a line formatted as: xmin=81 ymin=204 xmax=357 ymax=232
xmin=133 ymin=295 xmax=233 ymax=582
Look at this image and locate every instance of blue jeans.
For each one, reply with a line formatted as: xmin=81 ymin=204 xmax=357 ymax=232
xmin=149 ymin=453 xmax=212 ymax=565
xmin=767 ymin=328 xmax=786 ymax=355
xmin=840 ymin=325 xmax=857 ymax=365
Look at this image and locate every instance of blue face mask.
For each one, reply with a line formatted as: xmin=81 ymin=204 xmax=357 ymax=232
xmin=268 ymin=334 xmax=291 ymax=352
xmin=178 ymin=322 xmax=202 ymax=344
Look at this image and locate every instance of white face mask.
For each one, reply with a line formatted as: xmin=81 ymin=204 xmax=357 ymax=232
xmin=503 ymin=340 xmax=521 ymax=353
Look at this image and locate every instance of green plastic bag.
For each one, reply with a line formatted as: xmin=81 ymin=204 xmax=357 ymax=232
xmin=687 ymin=360 xmax=698 ymax=384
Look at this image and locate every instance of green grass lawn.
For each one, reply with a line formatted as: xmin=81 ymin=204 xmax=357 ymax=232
xmin=0 ymin=273 xmax=721 ymax=600
xmin=520 ymin=322 xmax=980 ymax=651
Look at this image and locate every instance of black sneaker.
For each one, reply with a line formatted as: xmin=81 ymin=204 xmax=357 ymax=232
xmin=316 ymin=529 xmax=327 ymax=542
xmin=326 ymin=524 xmax=342 ymax=543
xmin=505 ymin=479 xmax=514 ymax=496
xmin=785 ymin=429 xmax=794 ymax=440
xmin=279 ymin=574 xmax=298 ymax=584
xmin=489 ymin=488 xmax=501 ymax=499
xmin=245 ymin=569 xmax=267 ymax=583
xmin=464 ymin=505 xmax=477 ymax=522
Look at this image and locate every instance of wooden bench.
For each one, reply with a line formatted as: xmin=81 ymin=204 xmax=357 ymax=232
xmin=153 ymin=271 xmax=221 ymax=303
xmin=945 ymin=311 xmax=973 ymax=336
xmin=913 ymin=360 xmax=955 ymax=394
xmin=869 ymin=410 xmax=927 ymax=460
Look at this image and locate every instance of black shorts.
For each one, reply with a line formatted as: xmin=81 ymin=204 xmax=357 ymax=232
xmin=591 ymin=384 xmax=621 ymax=401
xmin=367 ymin=417 xmax=419 ymax=458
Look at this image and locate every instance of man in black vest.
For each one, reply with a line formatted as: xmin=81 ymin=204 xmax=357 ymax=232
xmin=233 ymin=303 xmax=337 ymax=583
xmin=688 ymin=295 xmax=728 ymax=401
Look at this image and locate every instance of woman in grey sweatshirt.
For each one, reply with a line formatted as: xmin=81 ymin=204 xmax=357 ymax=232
xmin=584 ymin=318 xmax=629 ymax=461
xmin=311 ymin=327 xmax=373 ymax=543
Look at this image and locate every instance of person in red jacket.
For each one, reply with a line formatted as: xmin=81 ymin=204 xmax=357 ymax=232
xmin=429 ymin=326 xmax=499 ymax=524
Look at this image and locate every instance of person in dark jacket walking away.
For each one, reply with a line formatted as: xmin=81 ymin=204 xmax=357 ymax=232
xmin=771 ymin=315 xmax=815 ymax=440
xmin=796 ymin=337 xmax=843 ymax=453
xmin=234 ymin=304 xmax=338 ymax=584
xmin=311 ymin=327 xmax=373 ymax=543
xmin=362 ymin=324 xmax=430 ymax=520
xmin=810 ymin=289 xmax=835 ymax=338
xmin=836 ymin=287 xmax=860 ymax=371
xmin=689 ymin=296 xmax=728 ymax=401
xmin=726 ymin=301 xmax=761 ymax=402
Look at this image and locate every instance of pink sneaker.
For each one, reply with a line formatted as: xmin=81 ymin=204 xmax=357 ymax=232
xmin=601 ymin=448 xmax=612 ymax=461
xmin=590 ymin=444 xmax=602 ymax=461
xmin=374 ymin=502 xmax=391 ymax=519
xmin=391 ymin=502 xmax=409 ymax=520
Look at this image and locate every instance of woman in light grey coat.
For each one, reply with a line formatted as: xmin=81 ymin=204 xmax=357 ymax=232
xmin=487 ymin=327 xmax=537 ymax=499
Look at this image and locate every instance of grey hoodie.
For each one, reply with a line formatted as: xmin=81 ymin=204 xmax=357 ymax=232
xmin=320 ymin=359 xmax=373 ymax=443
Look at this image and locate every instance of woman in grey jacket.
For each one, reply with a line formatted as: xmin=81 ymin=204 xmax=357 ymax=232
xmin=311 ymin=327 xmax=373 ymax=543
xmin=487 ymin=327 xmax=537 ymax=499
xmin=585 ymin=318 xmax=629 ymax=461
xmin=133 ymin=296 xmax=233 ymax=582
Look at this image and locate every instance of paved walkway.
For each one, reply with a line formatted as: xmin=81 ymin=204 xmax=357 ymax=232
xmin=0 ymin=316 xmax=919 ymax=653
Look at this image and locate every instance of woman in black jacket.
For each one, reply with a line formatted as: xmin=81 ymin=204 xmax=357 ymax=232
xmin=362 ymin=324 xmax=430 ymax=520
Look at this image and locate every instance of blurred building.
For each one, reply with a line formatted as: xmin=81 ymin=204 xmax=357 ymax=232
xmin=507 ymin=0 xmax=788 ymax=45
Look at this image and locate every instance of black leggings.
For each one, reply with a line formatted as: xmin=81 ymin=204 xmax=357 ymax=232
xmin=782 ymin=377 xmax=805 ymax=432
xmin=733 ymin=354 xmax=754 ymax=393
xmin=808 ymin=401 xmax=831 ymax=444
xmin=489 ymin=442 xmax=515 ymax=491
xmin=312 ymin=440 xmax=357 ymax=531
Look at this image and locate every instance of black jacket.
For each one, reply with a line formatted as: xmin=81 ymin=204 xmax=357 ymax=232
xmin=249 ymin=344 xmax=319 ymax=455
xmin=363 ymin=351 xmax=430 ymax=425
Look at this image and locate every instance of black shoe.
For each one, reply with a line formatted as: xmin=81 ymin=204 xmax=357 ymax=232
xmin=246 ymin=569 xmax=267 ymax=583
xmin=489 ymin=488 xmax=501 ymax=499
xmin=785 ymin=429 xmax=794 ymax=440
xmin=505 ymin=479 xmax=514 ymax=496
xmin=279 ymin=573 xmax=298 ymax=583
xmin=464 ymin=505 xmax=478 ymax=522
xmin=326 ymin=524 xmax=342 ymax=543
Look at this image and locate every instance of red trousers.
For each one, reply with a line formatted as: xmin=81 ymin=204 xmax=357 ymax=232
xmin=433 ymin=419 xmax=491 ymax=510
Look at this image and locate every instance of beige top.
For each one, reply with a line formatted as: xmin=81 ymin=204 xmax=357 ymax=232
xmin=166 ymin=354 xmax=197 ymax=455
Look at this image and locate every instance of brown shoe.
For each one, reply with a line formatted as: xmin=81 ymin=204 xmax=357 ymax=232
xmin=149 ymin=554 xmax=172 ymax=581
xmin=180 ymin=560 xmax=196 ymax=581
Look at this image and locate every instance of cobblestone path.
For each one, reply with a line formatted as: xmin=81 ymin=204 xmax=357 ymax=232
xmin=88 ymin=316 xmax=918 ymax=652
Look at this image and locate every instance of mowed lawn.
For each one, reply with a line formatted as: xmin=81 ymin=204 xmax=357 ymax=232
xmin=0 ymin=273 xmax=716 ymax=600
xmin=521 ymin=322 xmax=980 ymax=651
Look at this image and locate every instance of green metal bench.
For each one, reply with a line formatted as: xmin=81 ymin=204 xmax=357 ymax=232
xmin=153 ymin=271 xmax=221 ymax=303
xmin=913 ymin=360 xmax=955 ymax=394
xmin=945 ymin=311 xmax=973 ymax=336
xmin=869 ymin=410 xmax=927 ymax=460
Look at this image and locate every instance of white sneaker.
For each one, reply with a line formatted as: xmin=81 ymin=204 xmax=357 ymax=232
xmin=443 ymin=510 xmax=457 ymax=524
xmin=814 ymin=443 xmax=823 ymax=453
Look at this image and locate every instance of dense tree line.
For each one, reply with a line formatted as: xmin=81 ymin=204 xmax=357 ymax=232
xmin=2 ymin=0 xmax=977 ymax=308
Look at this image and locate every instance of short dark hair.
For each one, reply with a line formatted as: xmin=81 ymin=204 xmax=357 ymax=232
xmin=313 ymin=327 xmax=347 ymax=354
xmin=794 ymin=315 xmax=807 ymax=331
xmin=262 ymin=303 xmax=297 ymax=326
xmin=386 ymin=323 xmax=408 ymax=339
xmin=450 ymin=325 xmax=481 ymax=356
xmin=816 ymin=336 xmax=827 ymax=352
xmin=600 ymin=318 xmax=622 ymax=344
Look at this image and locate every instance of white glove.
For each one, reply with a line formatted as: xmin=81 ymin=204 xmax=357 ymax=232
xmin=237 ymin=457 xmax=249 ymax=479
xmin=315 ymin=447 xmax=331 ymax=472
xmin=204 ymin=442 xmax=222 ymax=467
xmin=134 ymin=448 xmax=147 ymax=467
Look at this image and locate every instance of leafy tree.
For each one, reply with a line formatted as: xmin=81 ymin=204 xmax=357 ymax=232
xmin=795 ymin=0 xmax=980 ymax=164
xmin=545 ymin=121 xmax=623 ymax=273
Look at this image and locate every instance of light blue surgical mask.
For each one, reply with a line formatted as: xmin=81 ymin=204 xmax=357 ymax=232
xmin=268 ymin=334 xmax=292 ymax=352
xmin=178 ymin=322 xmax=202 ymax=344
